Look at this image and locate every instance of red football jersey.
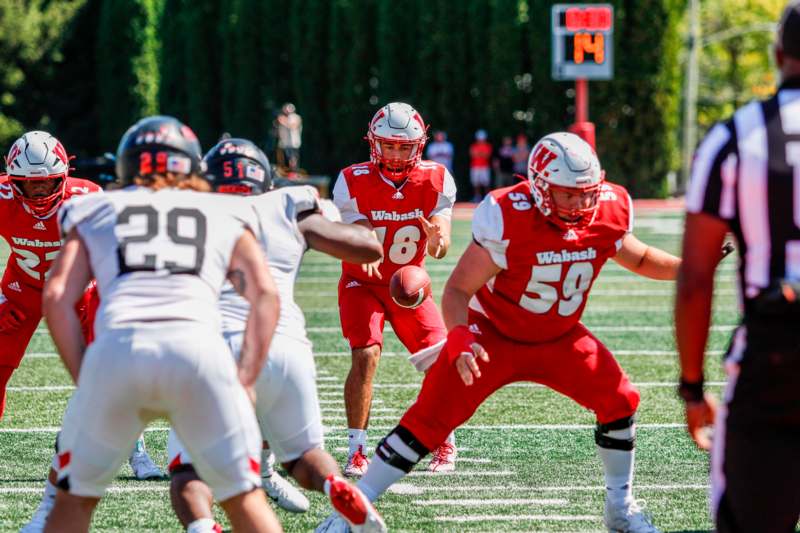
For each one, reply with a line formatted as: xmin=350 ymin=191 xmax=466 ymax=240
xmin=0 ymin=176 xmax=101 ymax=290
xmin=470 ymin=180 xmax=633 ymax=343
xmin=333 ymin=161 xmax=456 ymax=284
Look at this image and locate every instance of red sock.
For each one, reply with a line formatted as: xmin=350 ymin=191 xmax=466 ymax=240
xmin=0 ymin=366 xmax=15 ymax=421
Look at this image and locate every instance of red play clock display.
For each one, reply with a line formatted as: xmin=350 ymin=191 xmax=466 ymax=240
xmin=552 ymin=4 xmax=614 ymax=80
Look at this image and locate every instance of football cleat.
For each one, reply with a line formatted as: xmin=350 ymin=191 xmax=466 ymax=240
xmin=344 ymin=447 xmax=370 ymax=478
xmin=604 ymin=498 xmax=661 ymax=533
xmin=19 ymin=492 xmax=55 ymax=533
xmin=129 ymin=449 xmax=165 ymax=480
xmin=427 ymin=442 xmax=457 ymax=473
xmin=263 ymin=470 xmax=310 ymax=513
xmin=324 ymin=474 xmax=386 ymax=533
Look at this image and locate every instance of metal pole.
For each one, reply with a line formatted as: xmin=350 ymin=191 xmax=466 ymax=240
xmin=681 ymin=0 xmax=700 ymax=193
xmin=576 ymin=78 xmax=588 ymax=123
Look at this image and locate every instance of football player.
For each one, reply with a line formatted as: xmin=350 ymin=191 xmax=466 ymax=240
xmin=323 ymin=133 xmax=684 ymax=532
xmin=333 ymin=102 xmax=458 ymax=476
xmin=0 ymin=131 xmax=100 ymax=417
xmin=41 ymin=116 xmax=280 ymax=532
xmin=166 ymin=138 xmax=387 ymax=533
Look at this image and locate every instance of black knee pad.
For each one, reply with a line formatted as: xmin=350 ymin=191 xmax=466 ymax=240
xmin=375 ymin=425 xmax=431 ymax=473
xmin=595 ymin=415 xmax=635 ymax=451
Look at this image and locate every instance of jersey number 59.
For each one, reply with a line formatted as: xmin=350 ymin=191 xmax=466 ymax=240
xmin=519 ymin=262 xmax=594 ymax=317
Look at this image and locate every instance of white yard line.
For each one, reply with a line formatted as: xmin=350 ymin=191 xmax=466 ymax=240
xmin=0 ymin=486 xmax=169 ymax=494
xmin=8 ymin=381 xmax=727 ymax=393
xmin=433 ymin=514 xmax=601 ymax=522
xmin=304 ymin=324 xmax=736 ymax=333
xmin=389 ymin=483 xmax=709 ymax=495
xmin=414 ymin=498 xmax=567 ymax=506
xmin=406 ymin=470 xmax=514 ymax=477
xmin=0 ymin=423 xmax=692 ymax=434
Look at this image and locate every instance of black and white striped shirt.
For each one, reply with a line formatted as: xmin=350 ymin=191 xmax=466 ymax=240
xmin=687 ymin=77 xmax=800 ymax=309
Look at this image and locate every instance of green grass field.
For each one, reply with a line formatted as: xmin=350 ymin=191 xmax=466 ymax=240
xmin=0 ymin=209 xmax=735 ymax=532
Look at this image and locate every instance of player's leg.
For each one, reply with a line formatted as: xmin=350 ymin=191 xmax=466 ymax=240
xmin=355 ymin=315 xmax=512 ymax=503
xmin=0 ymin=291 xmax=40 ymax=420
xmin=339 ymin=277 xmax=386 ymax=476
xmin=166 ymin=429 xmax=222 ymax=532
xmin=167 ymin=326 xmax=276 ymax=531
xmin=45 ymin=330 xmax=150 ymax=531
xmin=387 ymin=290 xmax=457 ymax=472
xmin=530 ymin=324 xmax=654 ymax=532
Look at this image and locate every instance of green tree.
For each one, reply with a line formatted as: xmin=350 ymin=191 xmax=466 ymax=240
xmin=0 ymin=0 xmax=84 ymax=150
xmin=697 ymin=0 xmax=784 ymax=131
xmin=96 ymin=0 xmax=163 ymax=148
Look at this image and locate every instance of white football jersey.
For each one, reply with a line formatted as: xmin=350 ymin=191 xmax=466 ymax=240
xmin=59 ymin=186 xmax=255 ymax=336
xmin=219 ymin=186 xmax=321 ymax=342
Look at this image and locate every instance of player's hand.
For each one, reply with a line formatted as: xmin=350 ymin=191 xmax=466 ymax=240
xmin=419 ymin=216 xmax=444 ymax=259
xmin=454 ymin=343 xmax=490 ymax=386
xmin=361 ymin=259 xmax=383 ymax=280
xmin=0 ymin=300 xmax=26 ymax=332
xmin=685 ymin=393 xmax=717 ymax=451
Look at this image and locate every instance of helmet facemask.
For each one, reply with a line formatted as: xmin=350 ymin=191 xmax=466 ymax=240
xmin=368 ymin=136 xmax=425 ymax=183
xmin=9 ymin=174 xmax=67 ymax=218
xmin=530 ymin=173 xmax=603 ymax=229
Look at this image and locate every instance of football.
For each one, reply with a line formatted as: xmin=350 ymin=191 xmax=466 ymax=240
xmin=390 ymin=265 xmax=432 ymax=309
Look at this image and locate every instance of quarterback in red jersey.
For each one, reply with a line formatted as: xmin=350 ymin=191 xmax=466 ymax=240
xmin=0 ymin=131 xmax=100 ymax=420
xmin=344 ymin=133 xmax=683 ymax=533
xmin=333 ymin=102 xmax=457 ymax=476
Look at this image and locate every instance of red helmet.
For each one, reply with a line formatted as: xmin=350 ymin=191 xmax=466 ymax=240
xmin=5 ymin=131 xmax=70 ymax=218
xmin=528 ymin=132 xmax=605 ymax=229
xmin=366 ymin=102 xmax=428 ymax=183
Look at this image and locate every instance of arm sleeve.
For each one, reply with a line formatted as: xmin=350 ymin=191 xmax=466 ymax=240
xmin=429 ymin=168 xmax=457 ymax=218
xmin=686 ymin=121 xmax=738 ymax=220
xmin=471 ymin=195 xmax=509 ymax=269
xmin=332 ymin=172 xmax=367 ymax=224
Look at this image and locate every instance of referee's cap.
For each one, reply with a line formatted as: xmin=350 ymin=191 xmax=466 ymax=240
xmin=778 ymin=0 xmax=800 ymax=59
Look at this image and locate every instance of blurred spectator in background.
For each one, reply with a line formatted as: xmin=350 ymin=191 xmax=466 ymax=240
xmin=426 ymin=130 xmax=454 ymax=173
xmin=469 ymin=129 xmax=492 ymax=202
xmin=492 ymin=135 xmax=514 ymax=189
xmin=511 ymin=133 xmax=530 ymax=176
xmin=275 ymin=102 xmax=303 ymax=171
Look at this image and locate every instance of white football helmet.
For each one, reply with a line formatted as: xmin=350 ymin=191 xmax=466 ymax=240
xmin=5 ymin=131 xmax=70 ymax=217
xmin=527 ymin=132 xmax=604 ymax=229
xmin=367 ymin=102 xmax=428 ymax=182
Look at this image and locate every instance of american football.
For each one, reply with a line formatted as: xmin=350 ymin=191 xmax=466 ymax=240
xmin=390 ymin=265 xmax=432 ymax=308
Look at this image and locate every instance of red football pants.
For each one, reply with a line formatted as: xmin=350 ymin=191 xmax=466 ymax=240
xmin=400 ymin=312 xmax=641 ymax=451
xmin=0 ymin=269 xmax=98 ymax=420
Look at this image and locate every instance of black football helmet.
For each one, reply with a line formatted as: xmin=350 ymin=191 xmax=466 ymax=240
xmin=115 ymin=115 xmax=203 ymax=185
xmin=203 ymin=138 xmax=272 ymax=195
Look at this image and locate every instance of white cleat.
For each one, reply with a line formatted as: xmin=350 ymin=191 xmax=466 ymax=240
xmin=263 ymin=471 xmax=310 ymax=513
xmin=604 ymin=498 xmax=661 ymax=533
xmin=129 ymin=450 xmax=165 ymax=480
xmin=343 ymin=447 xmax=370 ymax=478
xmin=427 ymin=442 xmax=457 ymax=473
xmin=324 ymin=474 xmax=386 ymax=533
xmin=19 ymin=492 xmax=55 ymax=533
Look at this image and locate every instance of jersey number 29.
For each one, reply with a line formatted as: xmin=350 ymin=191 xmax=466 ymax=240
xmin=116 ymin=206 xmax=207 ymax=275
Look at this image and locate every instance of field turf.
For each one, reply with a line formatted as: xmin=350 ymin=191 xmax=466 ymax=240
xmin=0 ymin=208 xmax=734 ymax=532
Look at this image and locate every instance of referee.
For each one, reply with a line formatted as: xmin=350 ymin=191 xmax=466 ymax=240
xmin=675 ymin=2 xmax=800 ymax=532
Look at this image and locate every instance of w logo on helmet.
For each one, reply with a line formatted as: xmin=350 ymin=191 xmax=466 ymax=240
xmin=53 ymin=142 xmax=69 ymax=166
xmin=529 ymin=144 xmax=557 ymax=175
xmin=5 ymin=143 xmax=21 ymax=169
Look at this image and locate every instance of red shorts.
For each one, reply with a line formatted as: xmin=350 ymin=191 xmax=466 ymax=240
xmin=400 ymin=312 xmax=641 ymax=450
xmin=338 ymin=274 xmax=446 ymax=354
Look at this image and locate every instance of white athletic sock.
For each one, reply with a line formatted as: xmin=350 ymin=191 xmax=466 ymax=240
xmin=43 ymin=479 xmax=57 ymax=500
xmin=445 ymin=431 xmax=456 ymax=446
xmin=186 ymin=518 xmax=219 ymax=533
xmin=597 ymin=426 xmax=635 ymax=505
xmin=348 ymin=428 xmax=367 ymax=454
xmin=356 ymin=455 xmax=407 ymax=502
xmin=261 ymin=447 xmax=275 ymax=477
